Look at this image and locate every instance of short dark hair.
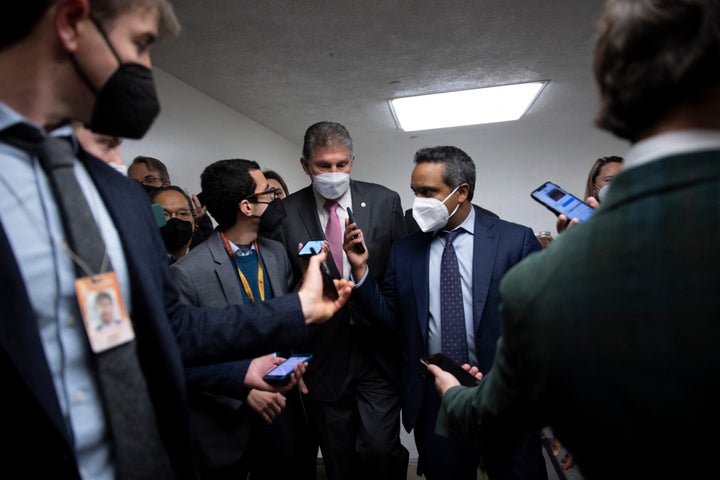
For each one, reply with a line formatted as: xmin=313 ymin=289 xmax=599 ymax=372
xmin=263 ymin=170 xmax=290 ymax=196
xmin=150 ymin=185 xmax=193 ymax=213
xmin=593 ymin=0 xmax=720 ymax=141
xmin=131 ymin=155 xmax=170 ymax=184
xmin=200 ymin=159 xmax=260 ymax=229
xmin=413 ymin=146 xmax=476 ymax=201
xmin=1 ymin=0 xmax=180 ymax=50
xmin=302 ymin=121 xmax=354 ymax=161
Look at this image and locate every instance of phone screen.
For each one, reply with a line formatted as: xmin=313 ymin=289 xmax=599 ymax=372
xmin=531 ymin=181 xmax=595 ymax=222
xmin=298 ymin=240 xmax=326 ymax=257
xmin=263 ymin=354 xmax=313 ymax=382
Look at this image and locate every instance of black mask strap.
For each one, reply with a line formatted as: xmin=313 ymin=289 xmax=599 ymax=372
xmin=69 ymin=16 xmax=122 ymax=96
xmin=90 ymin=16 xmax=123 ymax=65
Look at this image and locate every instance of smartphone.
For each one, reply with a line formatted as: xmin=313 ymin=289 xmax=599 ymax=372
xmin=420 ymin=353 xmax=479 ymax=387
xmin=297 ymin=240 xmax=326 ymax=257
xmin=263 ymin=354 xmax=313 ymax=383
xmin=151 ymin=203 xmax=167 ymax=227
xmin=531 ymin=181 xmax=595 ymax=223
xmin=346 ymin=207 xmax=366 ymax=254
xmin=297 ymin=240 xmax=339 ymax=300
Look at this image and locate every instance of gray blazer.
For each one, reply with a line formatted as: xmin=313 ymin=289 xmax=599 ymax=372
xmin=172 ymin=231 xmax=293 ymax=308
xmin=170 ymin=231 xmax=294 ymax=468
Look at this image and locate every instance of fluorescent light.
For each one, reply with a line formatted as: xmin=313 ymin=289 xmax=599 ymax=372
xmin=388 ymin=81 xmax=547 ymax=132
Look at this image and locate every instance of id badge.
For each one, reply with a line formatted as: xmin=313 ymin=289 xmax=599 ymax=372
xmin=75 ymin=272 xmax=135 ymax=353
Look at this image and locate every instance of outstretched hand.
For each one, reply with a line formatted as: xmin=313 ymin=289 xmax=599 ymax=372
xmin=426 ymin=362 xmax=483 ymax=397
xmin=298 ymin=250 xmax=353 ymax=324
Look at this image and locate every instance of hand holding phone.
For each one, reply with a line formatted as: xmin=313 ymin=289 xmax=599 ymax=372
xmin=297 ymin=241 xmax=339 ymax=300
xmin=531 ymin=181 xmax=595 ymax=223
xmin=298 ymin=240 xmax=326 ymax=257
xmin=421 ymin=353 xmax=479 ymax=387
xmin=346 ymin=207 xmax=366 ymax=254
xmin=263 ymin=354 xmax=313 ymax=383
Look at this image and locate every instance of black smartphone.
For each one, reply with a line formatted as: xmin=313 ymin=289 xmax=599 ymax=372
xmin=297 ymin=240 xmax=339 ymax=300
xmin=531 ymin=181 xmax=595 ymax=223
xmin=420 ymin=353 xmax=479 ymax=387
xmin=297 ymin=240 xmax=326 ymax=257
xmin=346 ymin=207 xmax=366 ymax=254
xmin=262 ymin=354 xmax=313 ymax=383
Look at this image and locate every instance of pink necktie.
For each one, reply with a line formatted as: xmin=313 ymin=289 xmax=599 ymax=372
xmin=323 ymin=200 xmax=343 ymax=277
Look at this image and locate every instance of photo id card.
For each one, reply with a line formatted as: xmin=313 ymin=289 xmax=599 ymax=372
xmin=75 ymin=272 xmax=135 ymax=353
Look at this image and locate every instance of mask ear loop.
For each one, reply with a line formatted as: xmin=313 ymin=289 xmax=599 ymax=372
xmin=441 ymin=185 xmax=461 ymax=205
xmin=90 ymin=16 xmax=124 ymax=65
xmin=69 ymin=16 xmax=124 ymax=97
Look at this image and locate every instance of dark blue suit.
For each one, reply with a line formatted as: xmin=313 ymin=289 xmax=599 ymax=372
xmin=0 ymin=149 xmax=310 ymax=479
xmin=353 ymin=206 xmax=547 ymax=480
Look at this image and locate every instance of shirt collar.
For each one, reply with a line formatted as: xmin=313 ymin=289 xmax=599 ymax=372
xmin=0 ymin=102 xmax=77 ymax=150
xmin=625 ymin=130 xmax=720 ymax=170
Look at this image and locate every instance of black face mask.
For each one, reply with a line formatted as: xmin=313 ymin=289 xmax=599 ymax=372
xmin=72 ymin=17 xmax=160 ymax=139
xmin=160 ymin=218 xmax=194 ymax=251
xmin=255 ymin=198 xmax=287 ymax=234
xmin=142 ymin=184 xmax=159 ymax=196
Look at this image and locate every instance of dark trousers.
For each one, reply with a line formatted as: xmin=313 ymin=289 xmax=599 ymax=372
xmin=305 ymin=354 xmax=408 ymax=480
xmin=415 ymin=379 xmax=547 ymax=480
xmin=198 ymin=390 xmax=314 ymax=480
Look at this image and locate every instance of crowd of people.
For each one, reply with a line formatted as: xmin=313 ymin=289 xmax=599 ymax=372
xmin=1 ymin=1 xmax=717 ymax=480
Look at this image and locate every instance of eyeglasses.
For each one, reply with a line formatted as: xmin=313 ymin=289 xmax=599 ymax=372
xmin=246 ymin=187 xmax=279 ymax=202
xmin=163 ymin=209 xmax=193 ymax=221
xmin=139 ymin=175 xmax=162 ymax=186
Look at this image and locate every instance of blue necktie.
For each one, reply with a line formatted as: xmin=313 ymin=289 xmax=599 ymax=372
xmin=440 ymin=229 xmax=468 ymax=365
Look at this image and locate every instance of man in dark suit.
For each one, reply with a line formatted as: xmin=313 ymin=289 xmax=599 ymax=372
xmin=346 ymin=146 xmax=546 ymax=480
xmin=171 ymin=159 xmax=304 ymax=479
xmin=0 ymin=2 xmax=351 ymax=478
xmin=275 ymin=121 xmax=409 ymax=479
xmin=427 ymin=1 xmax=720 ymax=480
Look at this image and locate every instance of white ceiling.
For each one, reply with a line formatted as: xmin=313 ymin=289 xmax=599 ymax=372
xmin=152 ymin=0 xmax=629 ymax=233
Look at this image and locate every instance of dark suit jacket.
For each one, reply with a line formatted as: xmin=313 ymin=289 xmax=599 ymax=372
xmin=436 ymin=151 xmax=720 ymax=479
xmin=275 ymin=180 xmax=406 ymax=401
xmin=353 ymin=205 xmax=541 ymax=432
xmin=170 ymin=232 xmax=294 ymax=467
xmin=0 ymin=150 xmax=310 ymax=479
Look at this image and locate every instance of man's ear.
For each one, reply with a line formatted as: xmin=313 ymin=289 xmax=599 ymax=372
xmin=300 ymin=157 xmax=312 ymax=176
xmin=457 ymin=182 xmax=470 ymax=203
xmin=238 ymin=199 xmax=254 ymax=217
xmin=54 ymin=0 xmax=91 ymax=52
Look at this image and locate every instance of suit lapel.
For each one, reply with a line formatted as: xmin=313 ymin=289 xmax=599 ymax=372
xmin=350 ymin=181 xmax=372 ymax=236
xmin=471 ymin=207 xmax=498 ymax=334
xmin=410 ymin=233 xmax=433 ymax=346
xmin=256 ymin=238 xmax=283 ymax=297
xmin=207 ymin=233 xmax=246 ymax=305
xmin=295 ymin=187 xmax=325 ymax=240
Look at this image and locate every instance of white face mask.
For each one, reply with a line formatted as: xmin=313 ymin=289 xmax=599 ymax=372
xmin=412 ymin=186 xmax=460 ymax=232
xmin=312 ymin=172 xmax=350 ymax=200
xmin=597 ymin=184 xmax=609 ymax=202
xmin=111 ymin=163 xmax=128 ymax=176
